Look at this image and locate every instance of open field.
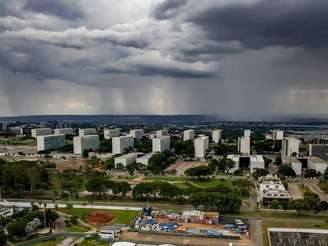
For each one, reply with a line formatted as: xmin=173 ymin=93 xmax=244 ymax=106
xmin=58 ymin=208 xmax=139 ymax=225
xmin=165 ymin=161 xmax=208 ymax=176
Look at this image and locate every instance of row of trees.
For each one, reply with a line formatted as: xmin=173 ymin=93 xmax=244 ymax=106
xmin=85 ymin=177 xmax=130 ymax=198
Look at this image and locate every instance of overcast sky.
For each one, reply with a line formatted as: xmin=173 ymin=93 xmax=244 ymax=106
xmin=0 ymin=0 xmax=328 ymax=119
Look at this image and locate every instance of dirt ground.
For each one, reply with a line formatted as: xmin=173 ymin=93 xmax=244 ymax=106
xmin=166 ymin=161 xmax=208 ymax=176
xmin=287 ymin=182 xmax=304 ymax=200
xmin=120 ymin=231 xmax=250 ymax=246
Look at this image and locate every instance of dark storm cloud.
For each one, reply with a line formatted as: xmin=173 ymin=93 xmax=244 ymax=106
xmin=24 ymin=0 xmax=83 ymax=20
xmin=188 ymin=0 xmax=328 ymax=49
xmin=152 ymin=0 xmax=188 ymax=20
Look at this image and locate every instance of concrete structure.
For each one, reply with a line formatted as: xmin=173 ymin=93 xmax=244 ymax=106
xmin=258 ymin=175 xmax=291 ymax=203
xmin=309 ymin=144 xmax=328 ymax=162
xmin=265 ymin=134 xmax=273 ymax=140
xmin=0 ymin=122 xmax=8 ymax=130
xmin=227 ymin=154 xmax=265 ymax=173
xmin=37 ymin=134 xmax=65 ymax=152
xmin=114 ymin=153 xmax=137 ymax=167
xmin=112 ymin=136 xmax=134 ymax=154
xmin=212 ymin=129 xmax=222 ymax=143
xmin=244 ymin=129 xmax=251 ymax=138
xmin=194 ymin=136 xmax=209 ymax=158
xmin=129 ymin=129 xmax=144 ymax=140
xmin=136 ymin=153 xmax=154 ymax=166
xmin=183 ymin=129 xmax=195 ymax=141
xmin=54 ymin=128 xmax=74 ymax=135
xmin=79 ymin=128 xmax=96 ymax=136
xmin=307 ymin=156 xmax=328 ymax=174
xmin=73 ymin=135 xmax=100 ymax=154
xmin=152 ymin=136 xmax=170 ymax=152
xmin=104 ymin=128 xmax=120 ymax=140
xmin=238 ymin=137 xmax=250 ymax=155
xmin=272 ymin=130 xmax=284 ymax=141
xmin=99 ymin=225 xmax=124 ymax=240
xmin=156 ymin=129 xmax=168 ymax=138
xmin=282 ymin=137 xmax=300 ymax=163
xmin=9 ymin=126 xmax=24 ymax=135
xmin=291 ymin=157 xmax=302 ymax=176
xmin=31 ymin=128 xmax=52 ymax=138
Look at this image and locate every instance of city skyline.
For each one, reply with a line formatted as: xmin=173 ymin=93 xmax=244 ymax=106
xmin=1 ymin=0 xmax=328 ymax=120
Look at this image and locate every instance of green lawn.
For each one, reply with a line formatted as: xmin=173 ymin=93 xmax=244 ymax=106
xmin=77 ymin=238 xmax=109 ymax=246
xmin=144 ymin=176 xmax=189 ymax=181
xmin=33 ymin=237 xmax=65 ymax=246
xmin=58 ymin=208 xmax=139 ymax=225
xmin=190 ymin=179 xmax=229 ymax=189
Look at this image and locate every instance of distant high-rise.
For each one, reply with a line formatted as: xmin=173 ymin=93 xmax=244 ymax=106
xmin=79 ymin=128 xmax=96 ymax=136
xmin=54 ymin=128 xmax=74 ymax=135
xmin=112 ymin=136 xmax=134 ymax=154
xmin=194 ymin=136 xmax=209 ymax=158
xmin=73 ymin=135 xmax=100 ymax=154
xmin=152 ymin=136 xmax=170 ymax=152
xmin=183 ymin=130 xmax=195 ymax=141
xmin=156 ymin=129 xmax=169 ymax=138
xmin=129 ymin=129 xmax=144 ymax=140
xmin=37 ymin=134 xmax=65 ymax=152
xmin=238 ymin=137 xmax=250 ymax=155
xmin=104 ymin=128 xmax=120 ymax=140
xmin=212 ymin=129 xmax=222 ymax=143
xmin=31 ymin=128 xmax=52 ymax=138
xmin=272 ymin=130 xmax=284 ymax=141
xmin=244 ymin=129 xmax=251 ymax=138
xmin=281 ymin=137 xmax=300 ymax=163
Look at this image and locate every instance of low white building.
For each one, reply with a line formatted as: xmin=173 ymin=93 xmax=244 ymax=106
xmin=307 ymin=156 xmax=328 ymax=174
xmin=129 ymin=129 xmax=144 ymax=140
xmin=156 ymin=129 xmax=169 ymax=138
xmin=238 ymin=137 xmax=250 ymax=155
xmin=112 ymin=136 xmax=134 ymax=154
xmin=9 ymin=126 xmax=24 ymax=135
xmin=79 ymin=128 xmax=96 ymax=136
xmin=183 ymin=129 xmax=195 ymax=141
xmin=37 ymin=134 xmax=65 ymax=152
xmin=244 ymin=129 xmax=251 ymax=138
xmin=73 ymin=135 xmax=99 ymax=154
xmin=31 ymin=128 xmax=52 ymax=138
xmin=212 ymin=129 xmax=222 ymax=143
xmin=136 ymin=153 xmax=154 ymax=166
xmin=194 ymin=136 xmax=209 ymax=158
xmin=114 ymin=153 xmax=137 ymax=167
xmin=104 ymin=128 xmax=120 ymax=140
xmin=227 ymin=154 xmax=265 ymax=173
xmin=99 ymin=225 xmax=124 ymax=240
xmin=250 ymin=155 xmax=265 ymax=173
xmin=291 ymin=157 xmax=302 ymax=176
xmin=272 ymin=130 xmax=284 ymax=141
xmin=54 ymin=128 xmax=74 ymax=135
xmin=258 ymin=175 xmax=291 ymax=203
xmin=152 ymin=136 xmax=170 ymax=152
xmin=226 ymin=155 xmax=240 ymax=173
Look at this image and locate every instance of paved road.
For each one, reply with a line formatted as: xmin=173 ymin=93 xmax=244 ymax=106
xmin=249 ymin=218 xmax=263 ymax=246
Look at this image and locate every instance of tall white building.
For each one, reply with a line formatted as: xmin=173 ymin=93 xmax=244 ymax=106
xmin=273 ymin=130 xmax=284 ymax=141
xmin=152 ymin=136 xmax=170 ymax=152
xmin=244 ymin=129 xmax=251 ymax=138
xmin=112 ymin=136 xmax=134 ymax=154
xmin=54 ymin=128 xmax=74 ymax=135
xmin=212 ymin=129 xmax=222 ymax=143
xmin=183 ymin=130 xmax=195 ymax=141
xmin=281 ymin=137 xmax=300 ymax=163
xmin=129 ymin=129 xmax=144 ymax=140
xmin=194 ymin=136 xmax=209 ymax=158
xmin=37 ymin=134 xmax=65 ymax=152
xmin=104 ymin=128 xmax=120 ymax=140
xmin=73 ymin=135 xmax=100 ymax=154
xmin=156 ymin=129 xmax=168 ymax=138
xmin=238 ymin=137 xmax=250 ymax=155
xmin=79 ymin=128 xmax=96 ymax=136
xmin=31 ymin=128 xmax=52 ymax=138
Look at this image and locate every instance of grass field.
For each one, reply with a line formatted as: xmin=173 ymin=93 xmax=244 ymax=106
xmin=58 ymin=208 xmax=139 ymax=225
xmin=144 ymin=176 xmax=189 ymax=181
xmin=33 ymin=237 xmax=65 ymax=246
xmin=77 ymin=238 xmax=109 ymax=246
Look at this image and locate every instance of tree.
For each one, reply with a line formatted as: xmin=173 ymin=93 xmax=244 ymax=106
xmin=305 ymin=169 xmax=319 ymax=178
xmin=111 ymin=182 xmax=130 ymax=198
xmin=7 ymin=219 xmax=27 ymax=238
xmin=323 ymin=168 xmax=328 ymax=181
xmin=0 ymin=230 xmax=6 ymax=246
xmin=278 ymin=164 xmax=296 ymax=178
xmin=271 ymin=200 xmax=280 ymax=209
xmin=85 ymin=177 xmax=109 ymax=198
xmin=218 ymin=158 xmax=235 ymax=174
xmin=185 ymin=166 xmax=214 ymax=178
xmin=147 ymin=151 xmax=175 ymax=175
xmin=213 ymin=144 xmax=235 ymax=155
xmin=252 ymin=168 xmax=269 ymax=179
xmin=275 ymin=156 xmax=282 ymax=166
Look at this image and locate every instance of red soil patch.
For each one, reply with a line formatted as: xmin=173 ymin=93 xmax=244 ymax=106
xmin=86 ymin=211 xmax=114 ymax=227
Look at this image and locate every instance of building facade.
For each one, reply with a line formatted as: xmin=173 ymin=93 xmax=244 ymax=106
xmin=112 ymin=136 xmax=134 ymax=154
xmin=238 ymin=137 xmax=250 ymax=155
xmin=114 ymin=153 xmax=137 ymax=167
xmin=183 ymin=129 xmax=195 ymax=141
xmin=129 ymin=129 xmax=144 ymax=140
xmin=194 ymin=136 xmax=209 ymax=158
xmin=152 ymin=136 xmax=171 ymax=152
xmin=37 ymin=134 xmax=65 ymax=152
xmin=54 ymin=128 xmax=74 ymax=135
xmin=73 ymin=135 xmax=100 ymax=154
xmin=104 ymin=128 xmax=120 ymax=140
xmin=281 ymin=137 xmax=300 ymax=163
xmin=31 ymin=128 xmax=52 ymax=138
xmin=156 ymin=129 xmax=169 ymax=138
xmin=212 ymin=129 xmax=222 ymax=143
xmin=78 ymin=128 xmax=97 ymax=136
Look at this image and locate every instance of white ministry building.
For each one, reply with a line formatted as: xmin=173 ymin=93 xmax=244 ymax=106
xmin=183 ymin=130 xmax=195 ymax=141
xmin=194 ymin=136 xmax=209 ymax=158
xmin=79 ymin=128 xmax=97 ymax=136
xmin=273 ymin=130 xmax=284 ymax=141
xmin=244 ymin=129 xmax=251 ymax=138
xmin=212 ymin=129 xmax=222 ymax=143
xmin=54 ymin=128 xmax=74 ymax=135
xmin=129 ymin=129 xmax=144 ymax=140
xmin=104 ymin=128 xmax=120 ymax=140
xmin=31 ymin=128 xmax=52 ymax=138
xmin=114 ymin=153 xmax=137 ymax=167
xmin=238 ymin=137 xmax=250 ymax=155
xmin=152 ymin=136 xmax=170 ymax=152
xmin=37 ymin=134 xmax=65 ymax=152
xmin=156 ymin=129 xmax=169 ymax=138
xmin=73 ymin=135 xmax=100 ymax=154
xmin=281 ymin=137 xmax=300 ymax=163
xmin=112 ymin=136 xmax=134 ymax=154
